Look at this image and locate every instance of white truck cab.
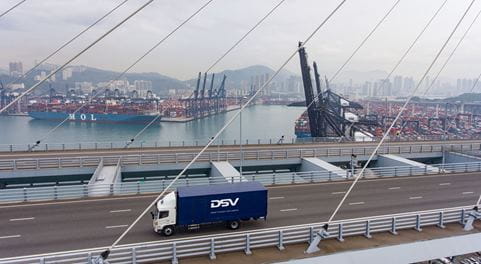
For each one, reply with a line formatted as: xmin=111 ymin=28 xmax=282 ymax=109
xmin=152 ymin=191 xmax=177 ymax=236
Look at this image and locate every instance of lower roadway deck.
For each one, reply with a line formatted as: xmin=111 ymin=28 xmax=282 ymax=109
xmin=1 ymin=138 xmax=479 ymax=160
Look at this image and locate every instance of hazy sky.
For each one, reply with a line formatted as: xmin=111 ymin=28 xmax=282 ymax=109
xmin=0 ymin=0 xmax=480 ymax=81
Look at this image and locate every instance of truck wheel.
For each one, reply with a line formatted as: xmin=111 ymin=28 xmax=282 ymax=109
xmin=227 ymin=220 xmax=240 ymax=230
xmin=162 ymin=225 xmax=175 ymax=236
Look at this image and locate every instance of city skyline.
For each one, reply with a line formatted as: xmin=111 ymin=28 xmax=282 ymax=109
xmin=4 ymin=59 xmax=481 ymax=100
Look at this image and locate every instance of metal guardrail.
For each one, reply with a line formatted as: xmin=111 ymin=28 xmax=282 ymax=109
xmin=0 ymin=205 xmax=475 ymax=264
xmin=1 ymin=161 xmax=481 ymax=204
xmin=0 ymin=134 xmax=478 ymax=153
xmin=1 ymin=142 xmax=479 ymax=172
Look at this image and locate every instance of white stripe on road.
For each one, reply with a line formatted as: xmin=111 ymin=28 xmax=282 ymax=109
xmin=462 ymin=191 xmax=474 ymax=195
xmin=280 ymin=208 xmax=297 ymax=212
xmin=349 ymin=202 xmax=365 ymax=205
xmin=9 ymin=217 xmax=35 ymax=222
xmin=409 ymin=196 xmax=423 ymax=200
xmin=109 ymin=209 xmax=131 ymax=213
xmin=105 ymin=225 xmax=128 ymax=229
xmin=269 ymin=197 xmax=285 ymax=200
xmin=439 ymin=183 xmax=451 ymax=186
xmin=331 ymin=191 xmax=346 ymax=195
xmin=0 ymin=235 xmax=21 ymax=239
xmin=388 ymin=187 xmax=401 ymax=190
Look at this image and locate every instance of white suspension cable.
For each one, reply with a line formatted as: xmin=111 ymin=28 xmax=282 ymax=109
xmin=326 ymin=0 xmax=475 ymax=224
xmin=204 ymin=0 xmax=286 ymax=73
xmin=330 ymin=0 xmax=401 ymax=83
xmin=372 ymin=0 xmax=449 ymax=100
xmin=470 ymin=74 xmax=481 ymax=207
xmin=0 ymin=0 xmax=27 ymax=19
xmin=469 ymin=72 xmax=481 ymax=93
xmin=108 ymin=0 xmax=348 ymax=250
xmin=422 ymin=7 xmax=481 ymax=97
xmin=0 ymin=0 xmax=155 ymax=115
xmin=304 ymin=0 xmax=402 ymax=111
xmin=4 ymin=0 xmax=130 ymax=89
xmin=124 ymin=0 xmax=287 ymax=148
xmin=26 ymin=0 xmax=214 ymax=150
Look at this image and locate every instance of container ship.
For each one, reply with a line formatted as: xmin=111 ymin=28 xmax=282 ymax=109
xmin=28 ymin=100 xmax=161 ymax=124
xmin=294 ymin=111 xmax=311 ymax=138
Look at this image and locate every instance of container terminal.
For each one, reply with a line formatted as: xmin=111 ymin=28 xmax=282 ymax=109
xmin=293 ymin=44 xmax=481 ymax=141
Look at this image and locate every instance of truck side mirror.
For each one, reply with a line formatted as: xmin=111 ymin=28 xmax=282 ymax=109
xmin=150 ymin=212 xmax=154 ymax=219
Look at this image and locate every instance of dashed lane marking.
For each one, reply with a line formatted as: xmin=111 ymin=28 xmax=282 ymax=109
xmin=388 ymin=187 xmax=401 ymax=190
xmin=105 ymin=225 xmax=128 ymax=229
xmin=109 ymin=209 xmax=131 ymax=213
xmin=439 ymin=183 xmax=451 ymax=186
xmin=331 ymin=191 xmax=346 ymax=195
xmin=348 ymin=202 xmax=365 ymax=205
xmin=269 ymin=197 xmax=285 ymax=200
xmin=409 ymin=196 xmax=423 ymax=200
xmin=280 ymin=208 xmax=297 ymax=212
xmin=9 ymin=217 xmax=35 ymax=222
xmin=462 ymin=191 xmax=474 ymax=195
xmin=0 ymin=235 xmax=21 ymax=239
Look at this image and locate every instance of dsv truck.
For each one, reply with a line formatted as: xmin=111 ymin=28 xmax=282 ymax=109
xmin=151 ymin=181 xmax=268 ymax=236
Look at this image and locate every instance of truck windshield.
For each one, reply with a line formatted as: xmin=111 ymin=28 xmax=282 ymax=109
xmin=159 ymin=211 xmax=169 ymax=219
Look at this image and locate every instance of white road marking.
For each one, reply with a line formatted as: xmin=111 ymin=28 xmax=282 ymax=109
xmin=109 ymin=209 xmax=131 ymax=213
xmin=9 ymin=217 xmax=35 ymax=222
xmin=348 ymin=202 xmax=365 ymax=205
xmin=439 ymin=183 xmax=451 ymax=186
xmin=409 ymin=196 xmax=423 ymax=200
xmin=0 ymin=194 xmax=159 ymax=209
xmin=0 ymin=235 xmax=21 ymax=239
xmin=280 ymin=208 xmax=297 ymax=212
xmin=462 ymin=191 xmax=474 ymax=195
xmin=269 ymin=197 xmax=285 ymax=200
xmin=105 ymin=225 xmax=128 ymax=229
xmin=388 ymin=187 xmax=401 ymax=190
xmin=331 ymin=191 xmax=346 ymax=195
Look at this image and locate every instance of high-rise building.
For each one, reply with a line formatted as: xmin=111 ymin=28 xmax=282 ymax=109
xmin=9 ymin=62 xmax=23 ymax=77
xmin=403 ymin=77 xmax=415 ymax=95
xmin=75 ymin=82 xmax=93 ymax=93
xmin=362 ymin=81 xmax=372 ymax=97
xmin=424 ymin=75 xmax=430 ymax=90
xmin=62 ymin=68 xmax=73 ymax=80
xmin=457 ymin=79 xmax=462 ymax=91
xmin=393 ymin=76 xmax=403 ymax=96
xmin=134 ymin=80 xmax=153 ymax=97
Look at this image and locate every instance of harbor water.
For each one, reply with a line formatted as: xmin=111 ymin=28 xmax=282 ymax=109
xmin=0 ymin=105 xmax=305 ymax=145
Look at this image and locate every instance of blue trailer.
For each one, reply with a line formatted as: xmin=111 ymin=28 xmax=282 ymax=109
xmin=152 ymin=182 xmax=268 ymax=236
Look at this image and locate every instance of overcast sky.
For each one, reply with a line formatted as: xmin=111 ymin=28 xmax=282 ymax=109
xmin=0 ymin=0 xmax=480 ymax=81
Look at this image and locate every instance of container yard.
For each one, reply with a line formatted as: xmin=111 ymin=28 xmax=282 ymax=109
xmin=294 ymin=99 xmax=481 ymax=140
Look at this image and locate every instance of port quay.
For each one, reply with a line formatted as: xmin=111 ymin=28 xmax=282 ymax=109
xmin=3 ymin=0 xmax=481 ymax=263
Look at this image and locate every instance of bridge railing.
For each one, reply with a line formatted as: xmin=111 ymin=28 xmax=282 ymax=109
xmin=0 ymin=134 xmax=479 ymax=153
xmin=0 ymin=205 xmax=474 ymax=264
xmin=1 ymin=142 xmax=478 ymax=171
xmin=2 ymin=161 xmax=481 ymax=204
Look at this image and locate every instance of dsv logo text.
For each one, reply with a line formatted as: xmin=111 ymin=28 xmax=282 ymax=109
xmin=210 ymin=198 xmax=239 ymax=208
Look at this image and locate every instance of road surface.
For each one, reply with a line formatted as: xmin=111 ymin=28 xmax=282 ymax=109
xmin=0 ymin=172 xmax=480 ymax=258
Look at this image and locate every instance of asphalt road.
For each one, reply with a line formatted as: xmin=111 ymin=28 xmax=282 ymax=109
xmin=1 ymin=139 xmax=479 ymax=160
xmin=1 ymin=172 xmax=480 ymax=258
